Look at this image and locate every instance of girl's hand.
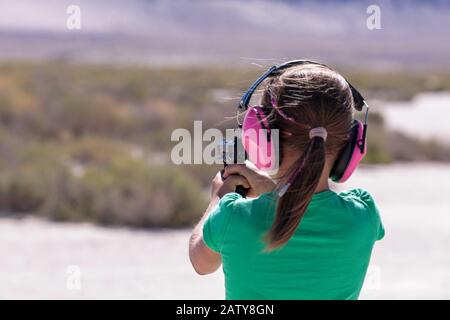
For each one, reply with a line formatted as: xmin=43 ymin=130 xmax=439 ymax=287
xmin=223 ymin=161 xmax=276 ymax=198
xmin=210 ymin=171 xmax=250 ymax=199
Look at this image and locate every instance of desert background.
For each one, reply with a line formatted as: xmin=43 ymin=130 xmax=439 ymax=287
xmin=0 ymin=0 xmax=449 ymax=299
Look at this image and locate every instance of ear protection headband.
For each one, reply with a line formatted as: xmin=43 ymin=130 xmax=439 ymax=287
xmin=238 ymin=59 xmax=369 ymax=183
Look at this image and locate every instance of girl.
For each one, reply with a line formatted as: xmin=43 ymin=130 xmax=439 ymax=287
xmin=189 ymin=61 xmax=384 ymax=300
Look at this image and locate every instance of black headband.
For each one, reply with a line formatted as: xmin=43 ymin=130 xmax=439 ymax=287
xmin=238 ymin=59 xmax=366 ymax=112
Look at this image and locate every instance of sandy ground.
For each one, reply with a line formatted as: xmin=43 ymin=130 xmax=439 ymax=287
xmin=1 ymin=163 xmax=450 ymax=299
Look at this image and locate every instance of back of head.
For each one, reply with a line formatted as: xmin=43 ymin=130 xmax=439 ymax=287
xmin=261 ymin=63 xmax=355 ymax=250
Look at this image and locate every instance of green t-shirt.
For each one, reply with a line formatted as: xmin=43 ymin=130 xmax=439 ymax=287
xmin=203 ymin=188 xmax=384 ymax=300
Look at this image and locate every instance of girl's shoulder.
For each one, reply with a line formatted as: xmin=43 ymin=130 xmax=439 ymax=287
xmin=337 ymin=188 xmax=385 ymax=240
xmin=210 ymin=191 xmax=276 ymax=225
xmin=202 ymin=192 xmax=272 ymax=252
xmin=338 ymin=188 xmax=378 ymax=212
xmin=219 ymin=191 xmax=277 ymax=209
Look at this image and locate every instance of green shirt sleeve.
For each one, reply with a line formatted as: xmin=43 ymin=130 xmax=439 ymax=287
xmin=354 ymin=188 xmax=385 ymax=240
xmin=203 ymin=192 xmax=241 ymax=253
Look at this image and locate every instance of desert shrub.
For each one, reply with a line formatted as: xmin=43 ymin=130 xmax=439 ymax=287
xmin=388 ymin=131 xmax=450 ymax=162
xmin=39 ymin=157 xmax=206 ymax=227
xmin=347 ymin=71 xmax=450 ymax=101
xmin=0 ymin=137 xmax=206 ymax=227
xmin=418 ymin=139 xmax=450 ymax=161
xmin=0 ymin=141 xmax=63 ymax=213
xmin=0 ymin=168 xmax=48 ymax=212
xmin=78 ymin=159 xmax=206 ymax=227
xmin=42 ymin=94 xmax=138 ymax=138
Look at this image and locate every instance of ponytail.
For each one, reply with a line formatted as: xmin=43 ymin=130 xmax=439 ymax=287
xmin=265 ymin=132 xmax=326 ymax=250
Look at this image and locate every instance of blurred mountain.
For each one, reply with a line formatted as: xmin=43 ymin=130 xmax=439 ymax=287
xmin=0 ymin=0 xmax=449 ymax=69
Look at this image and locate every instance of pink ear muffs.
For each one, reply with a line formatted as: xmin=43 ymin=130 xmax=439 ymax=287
xmin=242 ymin=110 xmax=367 ymax=181
xmin=241 ymin=106 xmax=276 ymax=171
xmin=238 ymin=60 xmax=369 ymax=183
xmin=330 ymin=120 xmax=367 ymax=183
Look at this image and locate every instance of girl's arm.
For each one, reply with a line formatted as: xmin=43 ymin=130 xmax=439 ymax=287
xmin=188 ymin=172 xmax=250 ymax=275
xmin=189 ymin=195 xmax=222 ymax=275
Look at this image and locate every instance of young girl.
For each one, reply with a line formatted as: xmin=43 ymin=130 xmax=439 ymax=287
xmin=189 ymin=62 xmax=384 ymax=300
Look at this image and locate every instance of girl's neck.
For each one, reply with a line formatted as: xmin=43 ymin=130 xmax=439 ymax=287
xmin=275 ymin=153 xmax=332 ymax=194
xmin=315 ymin=168 xmax=331 ymax=193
